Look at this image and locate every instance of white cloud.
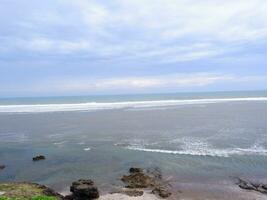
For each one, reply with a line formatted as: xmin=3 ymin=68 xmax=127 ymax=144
xmin=71 ymin=0 xmax=267 ymax=42
xmin=3 ymin=0 xmax=267 ymax=63
xmin=21 ymin=38 xmax=90 ymax=53
xmin=1 ymin=72 xmax=267 ymax=96
xmin=20 ymin=73 xmax=267 ymax=93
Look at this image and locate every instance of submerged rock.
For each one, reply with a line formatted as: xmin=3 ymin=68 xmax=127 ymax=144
xmin=32 ymin=155 xmax=46 ymax=161
xmin=129 ymin=167 xmax=142 ymax=174
xmin=0 ymin=165 xmax=5 ymax=170
xmin=147 ymin=167 xmax=162 ymax=180
xmin=237 ymin=178 xmax=267 ymax=194
xmin=68 ymin=179 xmax=99 ymax=200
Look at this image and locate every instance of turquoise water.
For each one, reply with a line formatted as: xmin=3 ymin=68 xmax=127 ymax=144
xmin=0 ymin=91 xmax=267 ymax=194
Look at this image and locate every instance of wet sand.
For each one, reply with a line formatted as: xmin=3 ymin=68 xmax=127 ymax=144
xmin=100 ymin=192 xmax=160 ymax=200
xmin=60 ymin=180 xmax=267 ymax=200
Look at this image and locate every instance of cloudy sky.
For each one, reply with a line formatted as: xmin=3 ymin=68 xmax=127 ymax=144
xmin=1 ymin=0 xmax=267 ymax=97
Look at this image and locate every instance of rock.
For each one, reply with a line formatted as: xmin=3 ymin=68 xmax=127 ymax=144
xmin=32 ymin=155 xmax=46 ymax=161
xmin=257 ymin=185 xmax=267 ymax=194
xmin=122 ymin=167 xmax=172 ymax=198
xmin=262 ymin=184 xmax=267 ymax=190
xmin=121 ymin=171 xmax=155 ymax=188
xmin=0 ymin=165 xmax=5 ymax=170
xmin=124 ymin=190 xmax=144 ymax=197
xmin=0 ymin=182 xmax=63 ymax=199
xmin=147 ymin=167 xmax=162 ymax=180
xmin=64 ymin=194 xmax=74 ymax=200
xmin=129 ymin=168 xmax=142 ymax=174
xmin=238 ymin=179 xmax=256 ymax=190
xmin=152 ymin=186 xmax=172 ymax=198
xmin=111 ymin=189 xmax=144 ymax=197
xmin=43 ymin=187 xmax=63 ymax=198
xmin=237 ymin=178 xmax=267 ymax=194
xmin=69 ymin=179 xmax=99 ymax=199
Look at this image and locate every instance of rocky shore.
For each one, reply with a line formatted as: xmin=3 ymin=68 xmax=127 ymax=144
xmin=0 ymin=167 xmax=171 ymax=200
xmin=1 ymin=166 xmax=267 ymax=200
xmin=236 ymin=178 xmax=267 ymax=194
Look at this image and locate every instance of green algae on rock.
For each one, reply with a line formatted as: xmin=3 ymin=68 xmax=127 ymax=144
xmin=0 ymin=183 xmax=63 ymax=200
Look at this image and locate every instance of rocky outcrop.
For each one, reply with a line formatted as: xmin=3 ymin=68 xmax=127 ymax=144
xmin=237 ymin=178 xmax=267 ymax=194
xmin=66 ymin=179 xmax=99 ymax=200
xmin=121 ymin=167 xmax=172 ymax=198
xmin=0 ymin=182 xmax=63 ymax=199
xmin=121 ymin=168 xmax=155 ymax=188
xmin=32 ymin=155 xmax=46 ymax=161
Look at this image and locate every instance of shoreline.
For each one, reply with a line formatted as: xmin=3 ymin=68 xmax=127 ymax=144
xmin=1 ymin=180 xmax=266 ymax=200
xmin=1 ymin=168 xmax=267 ymax=200
xmin=42 ymin=178 xmax=267 ymax=200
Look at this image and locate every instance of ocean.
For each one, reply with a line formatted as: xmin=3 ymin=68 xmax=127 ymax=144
xmin=1 ymin=91 xmax=267 ymax=197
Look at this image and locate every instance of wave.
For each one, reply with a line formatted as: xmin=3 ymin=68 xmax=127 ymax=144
xmin=0 ymin=132 xmax=29 ymax=143
xmin=121 ymin=137 xmax=267 ymax=157
xmin=126 ymin=145 xmax=267 ymax=157
xmin=0 ymin=97 xmax=267 ymax=113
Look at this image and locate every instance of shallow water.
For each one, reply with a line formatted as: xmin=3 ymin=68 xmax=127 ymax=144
xmin=0 ymin=93 xmax=267 ymax=197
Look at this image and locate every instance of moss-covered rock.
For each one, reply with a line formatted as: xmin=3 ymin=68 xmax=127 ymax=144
xmin=0 ymin=183 xmax=63 ymax=200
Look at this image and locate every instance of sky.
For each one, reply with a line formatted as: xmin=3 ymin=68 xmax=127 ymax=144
xmin=1 ymin=0 xmax=267 ymax=97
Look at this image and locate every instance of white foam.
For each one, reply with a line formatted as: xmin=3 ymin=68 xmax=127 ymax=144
xmin=126 ymin=146 xmax=267 ymax=157
xmin=53 ymin=141 xmax=67 ymax=145
xmin=84 ymin=147 xmax=91 ymax=151
xmin=125 ymin=139 xmax=267 ymax=158
xmin=0 ymin=97 xmax=267 ymax=113
xmin=78 ymin=142 xmax=85 ymax=145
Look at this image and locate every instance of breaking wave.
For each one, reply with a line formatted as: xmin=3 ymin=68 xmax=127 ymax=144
xmin=84 ymin=147 xmax=91 ymax=151
xmin=125 ymin=146 xmax=267 ymax=157
xmin=123 ymin=138 xmax=267 ymax=157
xmin=1 ymin=97 xmax=267 ymax=113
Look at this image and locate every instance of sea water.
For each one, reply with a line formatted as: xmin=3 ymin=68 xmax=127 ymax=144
xmin=0 ymin=91 xmax=267 ymax=193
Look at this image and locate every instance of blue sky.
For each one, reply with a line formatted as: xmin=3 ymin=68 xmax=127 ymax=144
xmin=1 ymin=0 xmax=267 ymax=97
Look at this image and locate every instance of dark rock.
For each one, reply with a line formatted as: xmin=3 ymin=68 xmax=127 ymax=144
xmin=123 ymin=190 xmax=144 ymax=197
xmin=111 ymin=189 xmax=144 ymax=197
xmin=237 ymin=178 xmax=267 ymax=194
xmin=121 ymin=171 xmax=155 ymax=188
xmin=238 ymin=179 xmax=256 ymax=190
xmin=43 ymin=187 xmax=64 ymax=198
xmin=262 ymin=184 xmax=267 ymax=190
xmin=257 ymin=185 xmax=267 ymax=194
xmin=64 ymin=194 xmax=74 ymax=200
xmin=32 ymin=155 xmax=46 ymax=161
xmin=69 ymin=179 xmax=99 ymax=199
xmin=152 ymin=186 xmax=172 ymax=198
xmin=129 ymin=168 xmax=142 ymax=174
xmin=0 ymin=165 xmax=5 ymax=170
xmin=122 ymin=167 xmax=172 ymax=198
